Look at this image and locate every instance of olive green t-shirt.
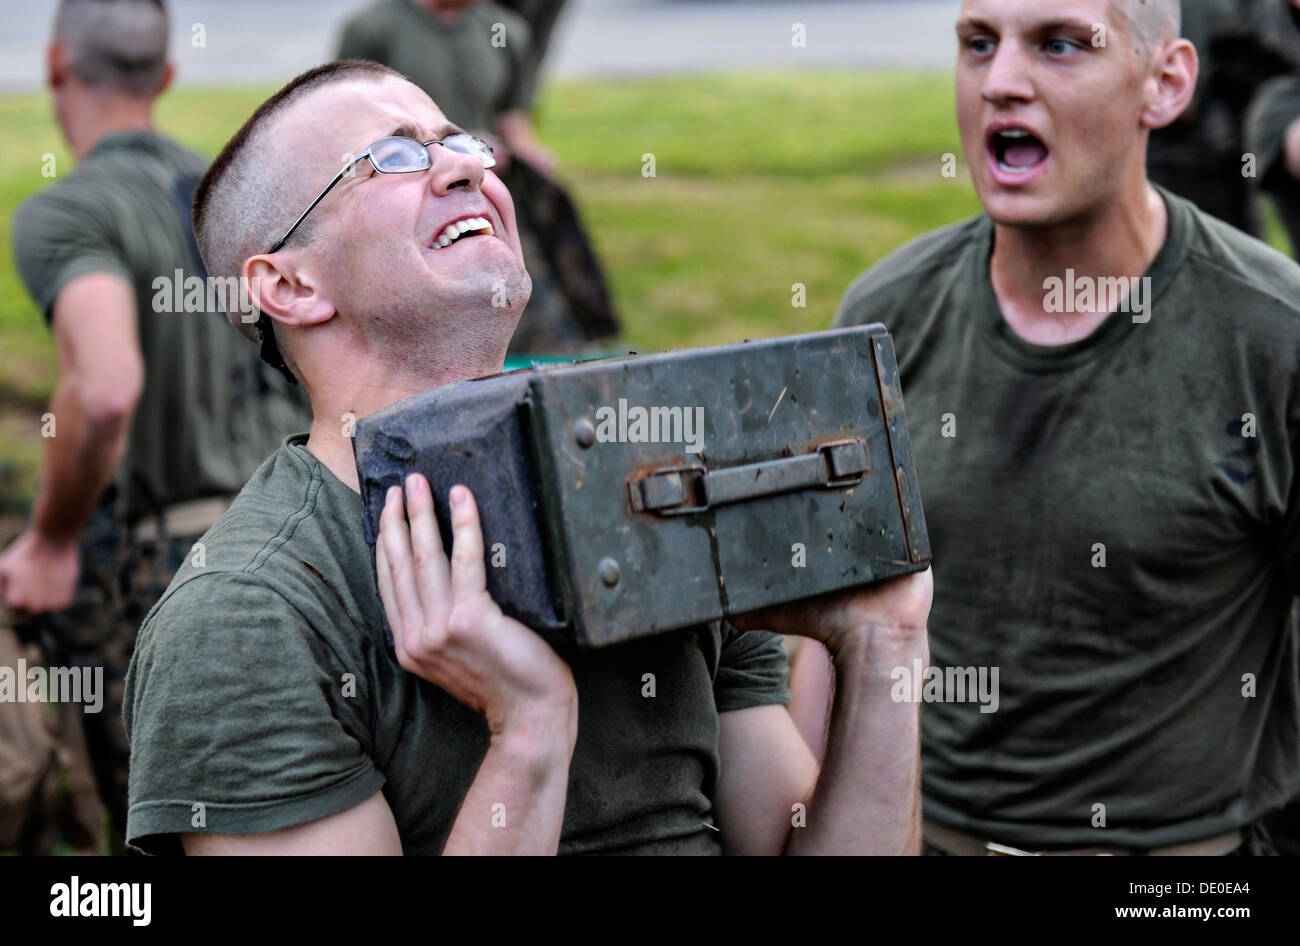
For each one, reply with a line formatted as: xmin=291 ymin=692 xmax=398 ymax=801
xmin=338 ymin=0 xmax=536 ymax=134
xmin=12 ymin=129 xmax=310 ymax=522
xmin=123 ymin=435 xmax=791 ymax=854
xmin=834 ymin=187 xmax=1300 ymax=849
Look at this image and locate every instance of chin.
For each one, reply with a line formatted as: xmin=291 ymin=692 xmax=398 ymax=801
xmin=978 ymin=187 xmax=1073 ymax=230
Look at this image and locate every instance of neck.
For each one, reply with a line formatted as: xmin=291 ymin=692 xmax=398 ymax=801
xmin=301 ymin=334 xmax=508 ymax=493
xmin=63 ymin=88 xmax=154 ymax=161
xmin=988 ymin=176 xmax=1167 ymax=346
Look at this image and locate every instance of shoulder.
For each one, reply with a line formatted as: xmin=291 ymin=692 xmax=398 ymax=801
xmin=338 ymin=0 xmax=407 ymax=51
xmin=475 ymin=3 xmax=532 ymax=43
xmin=834 ymin=215 xmax=989 ymax=327
xmin=13 ymin=173 xmax=99 ymax=241
xmin=141 ymin=441 xmax=349 ymax=631
xmin=1177 ymin=193 xmax=1300 ymax=326
xmin=131 ymin=441 xmax=373 ymax=699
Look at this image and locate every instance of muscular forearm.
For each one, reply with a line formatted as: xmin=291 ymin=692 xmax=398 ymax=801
xmin=785 ymin=631 xmax=927 ymax=855
xmin=31 ymin=377 xmax=134 ymax=545
xmin=441 ymin=716 xmax=574 ymax=855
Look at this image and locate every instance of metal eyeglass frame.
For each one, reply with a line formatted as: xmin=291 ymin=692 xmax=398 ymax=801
xmin=256 ymin=133 xmax=497 ymax=382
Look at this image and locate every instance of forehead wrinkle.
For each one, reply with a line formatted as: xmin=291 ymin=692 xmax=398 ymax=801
xmin=387 ymin=119 xmax=463 ymax=141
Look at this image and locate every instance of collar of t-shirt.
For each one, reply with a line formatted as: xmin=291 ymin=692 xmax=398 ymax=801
xmin=87 ymin=128 xmax=171 ymax=162
xmin=971 ymin=185 xmax=1192 ymax=374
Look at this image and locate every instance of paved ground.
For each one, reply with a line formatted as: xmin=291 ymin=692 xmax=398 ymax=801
xmin=0 ymin=0 xmax=961 ymax=90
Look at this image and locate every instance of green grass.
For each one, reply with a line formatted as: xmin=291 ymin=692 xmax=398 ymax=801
xmin=0 ymin=70 xmax=978 ymax=508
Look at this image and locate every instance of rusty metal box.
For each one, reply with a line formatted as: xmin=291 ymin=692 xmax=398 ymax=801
xmin=354 ymin=325 xmax=929 ymax=649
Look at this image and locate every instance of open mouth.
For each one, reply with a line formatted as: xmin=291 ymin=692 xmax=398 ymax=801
xmin=990 ymin=128 xmax=1049 ymax=174
xmin=432 ymin=215 xmax=495 ymax=249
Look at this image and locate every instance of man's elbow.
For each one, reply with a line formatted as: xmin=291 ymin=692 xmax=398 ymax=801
xmin=78 ymin=369 xmax=143 ymax=429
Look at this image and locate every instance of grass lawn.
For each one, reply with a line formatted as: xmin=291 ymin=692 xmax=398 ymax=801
xmin=0 ymin=70 xmax=979 ymax=511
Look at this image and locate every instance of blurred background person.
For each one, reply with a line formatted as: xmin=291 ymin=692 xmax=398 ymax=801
xmin=1246 ymin=1 xmax=1300 ymax=255
xmin=498 ymin=0 xmax=569 ymax=96
xmin=0 ymin=0 xmax=309 ymax=853
xmin=1148 ymin=0 xmax=1300 ymax=238
xmin=1245 ymin=0 xmax=1300 ymax=856
xmin=338 ymin=0 xmax=619 ymax=355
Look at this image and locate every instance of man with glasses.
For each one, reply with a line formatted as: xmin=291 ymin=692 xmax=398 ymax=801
xmin=122 ymin=59 xmax=932 ymax=855
xmin=338 ymin=0 xmax=620 ymax=355
xmin=3 ymin=0 xmax=308 ymax=853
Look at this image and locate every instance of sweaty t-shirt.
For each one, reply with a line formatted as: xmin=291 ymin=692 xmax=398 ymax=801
xmin=123 ymin=435 xmax=791 ymax=854
xmin=337 ymin=0 xmax=536 ymax=134
xmin=12 ymin=129 xmax=310 ymax=522
xmin=834 ymin=187 xmax=1300 ymax=849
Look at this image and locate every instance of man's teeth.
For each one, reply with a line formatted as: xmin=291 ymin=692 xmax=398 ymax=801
xmin=434 ymin=216 xmax=495 ymax=248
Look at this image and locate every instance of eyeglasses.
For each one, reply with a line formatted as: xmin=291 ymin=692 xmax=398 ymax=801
xmin=257 ymin=133 xmax=497 ymax=381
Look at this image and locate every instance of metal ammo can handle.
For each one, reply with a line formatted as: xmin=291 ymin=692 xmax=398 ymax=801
xmin=627 ymin=437 xmax=869 ymax=516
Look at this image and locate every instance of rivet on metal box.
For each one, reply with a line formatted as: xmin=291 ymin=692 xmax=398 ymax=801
xmin=354 ymin=324 xmax=930 ymax=649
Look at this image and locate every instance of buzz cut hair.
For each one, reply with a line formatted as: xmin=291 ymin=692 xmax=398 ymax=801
xmin=54 ymin=0 xmax=169 ymax=96
xmin=1113 ymin=0 xmax=1181 ymax=52
xmin=192 ymin=59 xmax=404 ymax=344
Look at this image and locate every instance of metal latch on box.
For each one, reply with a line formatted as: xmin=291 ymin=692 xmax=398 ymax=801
xmin=627 ymin=438 xmax=869 ymax=516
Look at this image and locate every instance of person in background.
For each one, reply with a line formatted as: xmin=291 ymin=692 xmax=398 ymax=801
xmin=338 ymin=0 xmax=619 ymax=355
xmin=1147 ymin=0 xmax=1300 ymax=237
xmin=0 ymin=0 xmax=309 ymax=852
xmin=499 ymin=0 xmax=569 ymax=94
xmin=1244 ymin=0 xmax=1300 ymax=856
xmin=1245 ymin=1 xmax=1300 ymax=255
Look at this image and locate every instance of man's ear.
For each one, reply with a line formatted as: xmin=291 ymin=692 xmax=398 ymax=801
xmin=154 ymin=61 xmax=175 ymax=99
xmin=244 ymin=253 xmax=336 ymax=331
xmin=47 ymin=44 xmax=65 ymax=89
xmin=1141 ymin=38 xmax=1197 ymax=130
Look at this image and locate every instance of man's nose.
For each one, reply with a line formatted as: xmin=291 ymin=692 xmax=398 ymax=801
xmin=426 ymin=143 xmax=486 ymax=195
xmin=982 ymin=41 xmax=1035 ymax=105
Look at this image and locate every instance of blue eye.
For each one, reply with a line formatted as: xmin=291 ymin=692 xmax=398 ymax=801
xmin=970 ymin=37 xmax=995 ymax=55
xmin=1046 ymin=38 xmax=1078 ymax=56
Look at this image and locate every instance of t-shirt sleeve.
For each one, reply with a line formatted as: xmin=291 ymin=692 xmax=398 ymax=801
xmin=123 ymin=573 xmax=386 ymax=854
xmin=13 ymin=191 xmax=132 ymax=322
xmin=712 ymin=622 xmax=791 ymax=713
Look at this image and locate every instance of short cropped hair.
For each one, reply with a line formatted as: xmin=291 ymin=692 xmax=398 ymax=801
xmin=55 ymin=0 xmax=169 ymax=96
xmin=1113 ymin=0 xmax=1181 ymax=52
xmin=192 ymin=59 xmax=403 ymax=345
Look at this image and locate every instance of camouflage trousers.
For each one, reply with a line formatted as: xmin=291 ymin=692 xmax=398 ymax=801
xmin=17 ymin=498 xmax=196 ymax=854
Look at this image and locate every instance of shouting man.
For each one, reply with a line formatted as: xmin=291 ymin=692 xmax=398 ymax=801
xmin=834 ymin=0 xmax=1300 ymax=854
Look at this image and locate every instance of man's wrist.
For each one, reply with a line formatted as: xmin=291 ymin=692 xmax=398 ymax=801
xmin=829 ymin=623 xmax=929 ymax=683
xmin=26 ymin=524 xmax=79 ymax=554
xmin=490 ymin=701 xmax=579 ymax=776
